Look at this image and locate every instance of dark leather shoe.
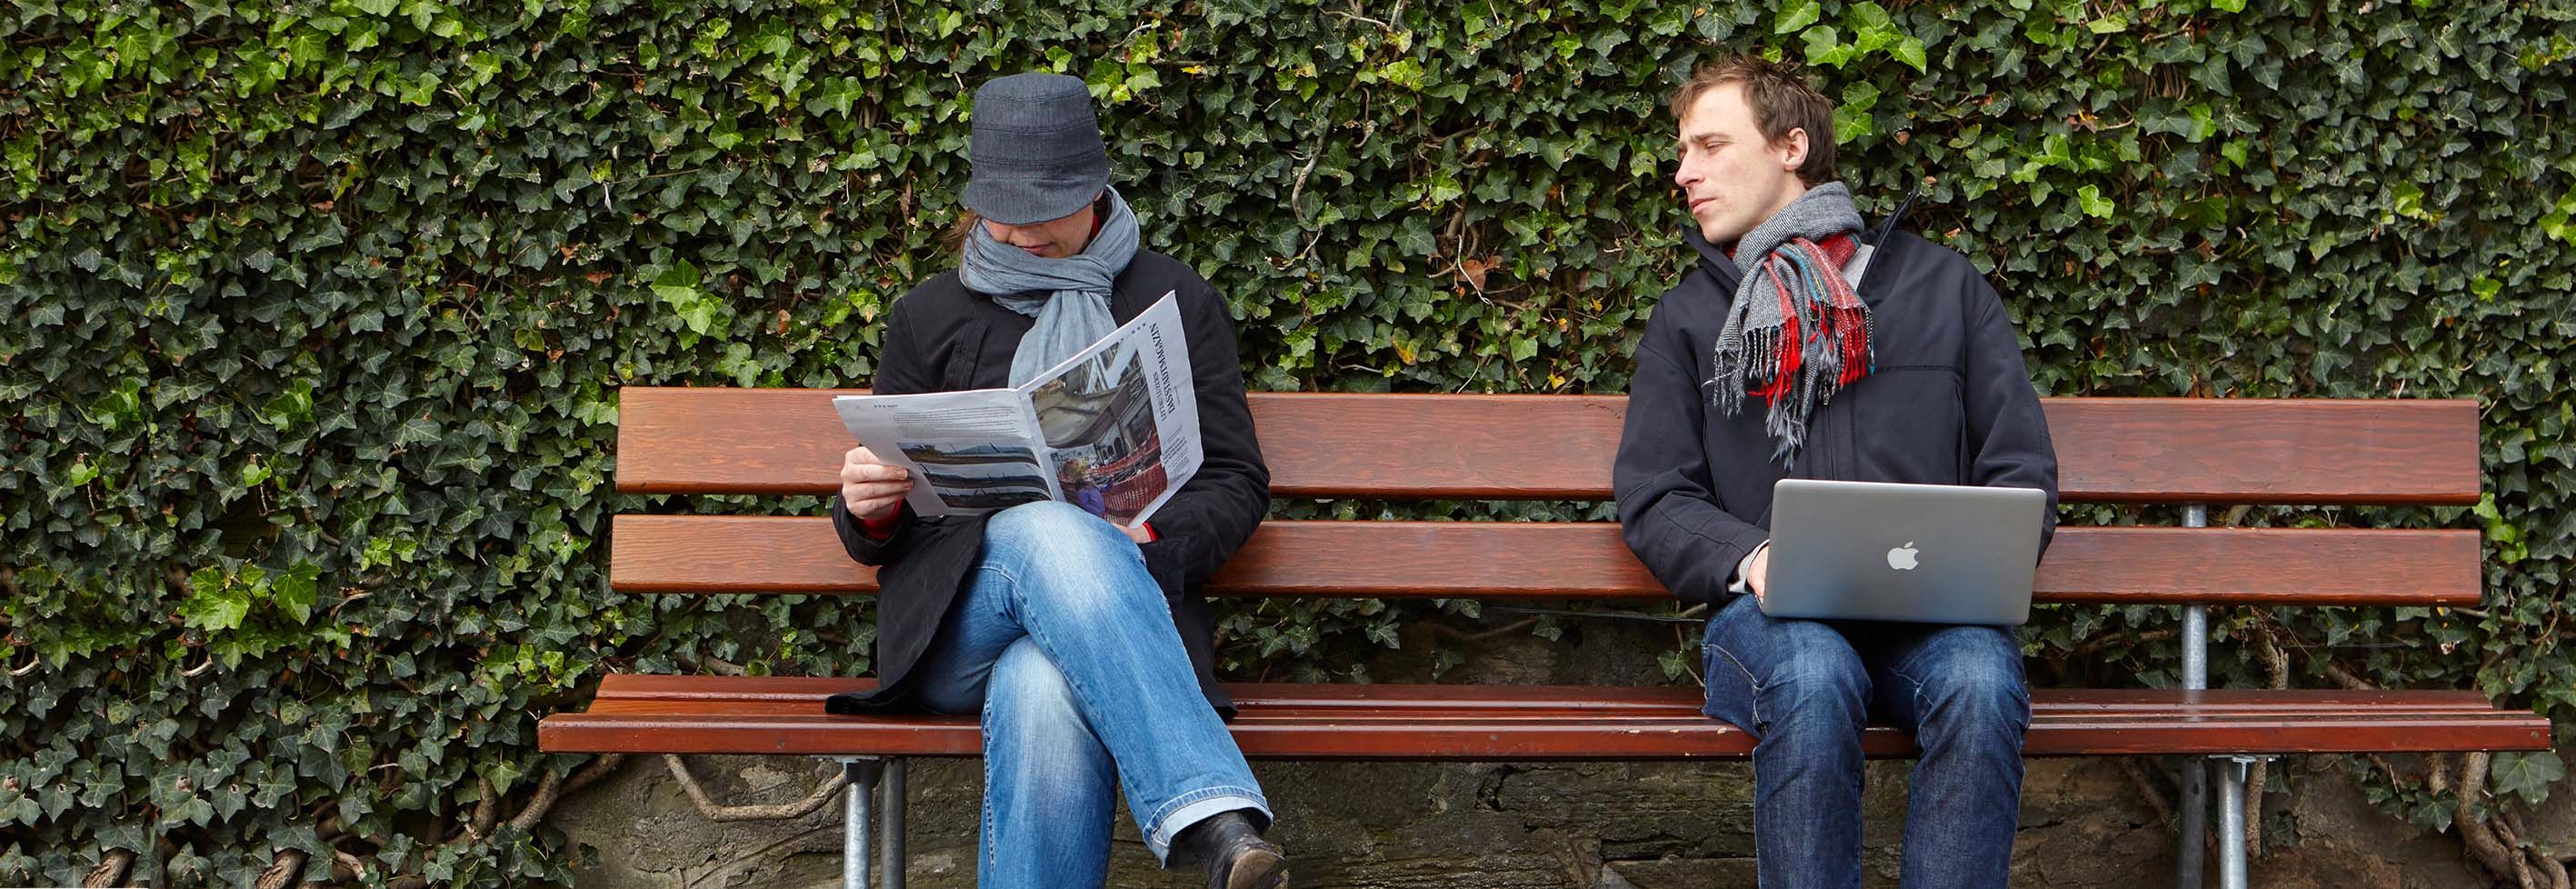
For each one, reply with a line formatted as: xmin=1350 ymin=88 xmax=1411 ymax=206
xmin=1173 ymin=811 xmax=1288 ymax=889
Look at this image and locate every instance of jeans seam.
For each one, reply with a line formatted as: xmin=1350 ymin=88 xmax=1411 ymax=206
xmin=980 ymin=565 xmax=1023 ymax=601
xmin=979 ymin=700 xmax=1001 ymax=882
xmin=1708 ymin=642 xmax=1766 ymax=730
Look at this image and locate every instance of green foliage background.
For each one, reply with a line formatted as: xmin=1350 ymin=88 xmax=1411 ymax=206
xmin=5 ymin=0 xmax=2573 ymax=884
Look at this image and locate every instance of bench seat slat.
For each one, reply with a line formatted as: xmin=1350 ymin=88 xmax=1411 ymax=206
xmin=580 ymin=674 xmax=2510 ymax=712
xmin=609 ymin=516 xmax=2481 ymax=606
xmin=578 ymin=700 xmax=2505 ymax=721
xmin=538 ymin=677 xmax=2546 ymax=759
xmin=616 ymin=390 xmax=2481 ymax=504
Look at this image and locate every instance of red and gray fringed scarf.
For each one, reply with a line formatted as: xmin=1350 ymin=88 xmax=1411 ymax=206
xmin=1705 ymin=182 xmax=1875 ymax=465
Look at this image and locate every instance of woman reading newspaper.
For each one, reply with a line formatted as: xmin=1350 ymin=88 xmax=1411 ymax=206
xmin=826 ymin=73 xmax=1283 ymax=889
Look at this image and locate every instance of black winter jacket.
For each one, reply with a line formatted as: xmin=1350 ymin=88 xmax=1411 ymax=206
xmin=825 ymin=249 xmax=1270 ymax=717
xmin=1614 ymin=226 xmax=2059 ymax=606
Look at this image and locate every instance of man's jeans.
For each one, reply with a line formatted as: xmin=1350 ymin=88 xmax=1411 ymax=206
xmin=1702 ymin=594 xmax=2031 ymax=889
xmin=913 ymin=502 xmax=1269 ymax=889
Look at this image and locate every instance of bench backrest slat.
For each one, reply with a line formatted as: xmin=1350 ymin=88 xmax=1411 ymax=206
xmin=609 ymin=388 xmax=2482 ymax=608
xmin=608 ymin=515 xmax=2481 ymax=607
xmin=616 ymin=389 xmax=2481 ymax=505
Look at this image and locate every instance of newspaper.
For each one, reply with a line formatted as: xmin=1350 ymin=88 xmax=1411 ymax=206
xmin=833 ymin=291 xmax=1200 ymax=528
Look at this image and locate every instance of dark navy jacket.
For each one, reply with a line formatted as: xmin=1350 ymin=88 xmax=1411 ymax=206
xmin=1614 ymin=225 xmax=2060 ymax=605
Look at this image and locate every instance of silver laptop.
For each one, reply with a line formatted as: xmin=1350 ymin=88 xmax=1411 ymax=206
xmin=1758 ymin=479 xmax=2049 ymax=625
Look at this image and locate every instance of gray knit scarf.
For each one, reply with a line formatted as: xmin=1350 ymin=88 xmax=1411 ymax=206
xmin=1706 ymin=182 xmax=1873 ymax=465
xmin=958 ymin=187 xmax=1142 ymax=386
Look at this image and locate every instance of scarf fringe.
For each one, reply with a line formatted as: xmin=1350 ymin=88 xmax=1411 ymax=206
xmin=1707 ymin=228 xmax=1875 ymax=465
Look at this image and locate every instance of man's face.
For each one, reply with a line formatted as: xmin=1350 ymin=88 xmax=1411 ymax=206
xmin=981 ymin=195 xmax=1101 ymax=259
xmin=1673 ymin=84 xmax=1811 ymax=246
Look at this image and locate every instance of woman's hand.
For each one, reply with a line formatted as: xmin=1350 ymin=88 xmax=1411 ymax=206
xmin=839 ymin=446 xmax=913 ymax=521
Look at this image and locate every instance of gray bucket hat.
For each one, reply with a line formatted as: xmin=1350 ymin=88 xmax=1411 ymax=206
xmin=963 ymin=73 xmax=1112 ymax=225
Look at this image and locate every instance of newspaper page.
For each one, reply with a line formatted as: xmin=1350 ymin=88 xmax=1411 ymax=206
xmin=831 ymin=291 xmax=1200 ymax=527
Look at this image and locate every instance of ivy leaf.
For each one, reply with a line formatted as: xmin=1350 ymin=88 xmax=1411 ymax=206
xmin=1833 ymin=82 xmax=1881 ymax=142
xmin=810 ymin=78 xmax=864 ymax=118
xmin=1775 ymin=0 xmax=1822 ymax=35
xmin=5 ymin=796 xmax=42 ymax=826
xmin=2077 ymin=185 xmax=2116 ymax=219
xmin=1848 ymin=2 xmax=1894 ymax=31
xmin=274 ymin=563 xmax=322 ymax=624
xmin=214 ymin=784 xmax=248 ymax=821
xmin=251 ymin=769 xmax=298 ymax=808
xmin=2215 ymin=140 xmax=2256 ymax=170
xmin=2538 ymin=187 xmax=2576 ymax=244
xmin=180 ymin=568 xmax=251 ymax=632
xmin=749 ymin=18 xmax=794 ymax=57
xmin=1892 ymin=35 xmax=1929 ymax=73
xmin=2491 ymin=752 xmax=2564 ymax=804
xmin=468 ymin=758 xmax=519 ymax=797
xmin=2188 ymin=104 xmax=2218 ymax=142
xmin=285 ymin=31 xmax=330 ymax=70
xmin=396 ymin=417 xmax=442 ymax=445
xmin=653 ymin=262 xmax=722 ymax=335
xmin=1803 ymin=26 xmax=1854 ymax=68
xmin=2391 ymin=182 xmax=2434 ymax=222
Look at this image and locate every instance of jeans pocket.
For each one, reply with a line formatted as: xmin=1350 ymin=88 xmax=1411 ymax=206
xmin=1702 ymin=641 xmax=1765 ymax=730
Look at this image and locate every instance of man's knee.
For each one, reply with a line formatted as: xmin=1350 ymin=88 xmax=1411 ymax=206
xmin=1916 ymin=639 xmax=2031 ymax=736
xmin=985 ymin=500 xmax=1123 ymax=553
xmin=985 ymin=640 xmax=1085 ymax=734
xmin=1759 ymin=646 xmax=1872 ymax=732
xmin=981 ymin=642 xmax=1112 ymax=801
xmin=982 ymin=501 xmax=1145 ymax=607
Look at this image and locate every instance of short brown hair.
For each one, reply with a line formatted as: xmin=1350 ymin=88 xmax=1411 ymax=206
xmin=1670 ymin=54 xmax=1838 ymax=185
xmin=944 ymin=207 xmax=984 ymax=251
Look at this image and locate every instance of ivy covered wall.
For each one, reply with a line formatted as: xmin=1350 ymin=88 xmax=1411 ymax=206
xmin=4 ymin=0 xmax=2571 ymax=884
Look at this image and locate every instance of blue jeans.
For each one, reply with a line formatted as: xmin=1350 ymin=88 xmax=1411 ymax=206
xmin=1702 ymin=594 xmax=2030 ymax=889
xmin=912 ymin=502 xmax=1269 ymax=889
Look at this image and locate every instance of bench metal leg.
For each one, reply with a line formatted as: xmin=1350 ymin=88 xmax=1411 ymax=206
xmin=2177 ymin=506 xmax=2211 ymax=889
xmin=842 ymin=758 xmax=884 ymax=889
xmin=2213 ymin=755 xmax=2267 ymax=889
xmin=2177 ymin=757 xmax=2207 ymax=889
xmin=878 ymin=758 xmax=909 ymax=889
xmin=2215 ymin=756 xmax=2244 ymax=889
xmin=2177 ymin=602 xmax=2210 ymax=889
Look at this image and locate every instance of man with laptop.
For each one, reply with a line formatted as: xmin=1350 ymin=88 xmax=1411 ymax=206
xmin=1614 ymin=54 xmax=2058 ymax=889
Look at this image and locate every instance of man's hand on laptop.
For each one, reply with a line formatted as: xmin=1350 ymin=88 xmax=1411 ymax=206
xmin=1746 ymin=544 xmax=1771 ymax=602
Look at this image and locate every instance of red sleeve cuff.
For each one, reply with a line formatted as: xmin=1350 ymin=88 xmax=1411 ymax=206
xmin=856 ymin=503 xmax=904 ymax=540
xmin=1138 ymin=522 xmax=1159 ymax=542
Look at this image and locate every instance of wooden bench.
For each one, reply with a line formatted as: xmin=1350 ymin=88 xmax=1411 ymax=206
xmin=541 ymin=389 xmax=2549 ymax=889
